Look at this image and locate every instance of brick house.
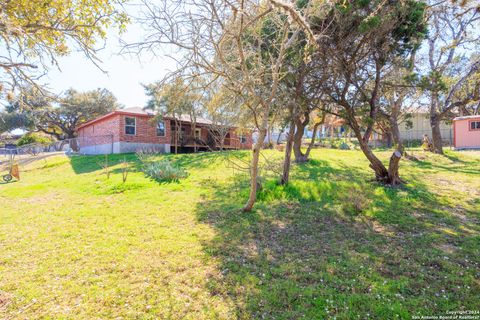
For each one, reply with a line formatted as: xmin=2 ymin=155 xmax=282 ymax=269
xmin=75 ymin=107 xmax=252 ymax=154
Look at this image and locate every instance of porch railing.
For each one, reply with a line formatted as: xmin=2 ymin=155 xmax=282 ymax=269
xmin=170 ymin=135 xmax=242 ymax=149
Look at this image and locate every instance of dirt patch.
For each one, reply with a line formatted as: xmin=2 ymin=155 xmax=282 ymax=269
xmin=435 ymin=242 xmax=458 ymax=255
xmin=367 ymin=219 xmax=396 ymax=236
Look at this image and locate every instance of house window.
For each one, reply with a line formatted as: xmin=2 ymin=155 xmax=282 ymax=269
xmin=194 ymin=128 xmax=202 ymax=139
xmin=157 ymin=121 xmax=166 ymax=136
xmin=125 ymin=117 xmax=136 ymax=135
xmin=470 ymin=121 xmax=480 ymax=131
xmin=240 ymin=134 xmax=247 ymax=144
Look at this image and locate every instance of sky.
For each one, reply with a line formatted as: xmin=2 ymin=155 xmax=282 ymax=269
xmin=45 ymin=12 xmax=177 ymax=109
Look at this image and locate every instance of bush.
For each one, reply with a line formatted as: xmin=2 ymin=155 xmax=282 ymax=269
xmin=263 ymin=142 xmax=274 ymax=149
xmin=141 ymin=159 xmax=188 ymax=182
xmin=16 ymin=132 xmax=53 ymax=146
xmin=338 ymin=142 xmax=350 ymax=150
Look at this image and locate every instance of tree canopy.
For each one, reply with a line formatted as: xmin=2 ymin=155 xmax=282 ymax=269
xmin=6 ymin=88 xmax=120 ymax=139
xmin=0 ymin=0 xmax=128 ymax=98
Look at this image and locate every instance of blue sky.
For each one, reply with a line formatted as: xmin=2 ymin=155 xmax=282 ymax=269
xmin=45 ymin=17 xmax=176 ymax=108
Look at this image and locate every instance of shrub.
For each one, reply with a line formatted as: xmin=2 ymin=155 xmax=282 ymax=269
xmin=121 ymin=156 xmax=129 ymax=183
xmin=141 ymin=159 xmax=187 ymax=182
xmin=263 ymin=142 xmax=274 ymax=149
xmin=339 ymin=142 xmax=350 ymax=150
xmin=16 ymin=132 xmax=53 ymax=146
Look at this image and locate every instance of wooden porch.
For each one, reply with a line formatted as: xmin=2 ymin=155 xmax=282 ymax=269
xmin=170 ymin=122 xmax=241 ymax=150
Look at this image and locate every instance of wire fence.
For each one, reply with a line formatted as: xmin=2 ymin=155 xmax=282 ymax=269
xmin=0 ymin=140 xmax=70 ymax=157
xmin=0 ymin=135 xmax=115 ymax=157
xmin=0 ymin=127 xmax=456 ymax=159
xmin=299 ymin=128 xmax=454 ymax=151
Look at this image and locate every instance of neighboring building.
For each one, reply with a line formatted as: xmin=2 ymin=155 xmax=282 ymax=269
xmin=399 ymin=113 xmax=451 ymax=141
xmin=76 ymin=107 xmax=252 ymax=154
xmin=453 ymin=115 xmax=480 ymax=150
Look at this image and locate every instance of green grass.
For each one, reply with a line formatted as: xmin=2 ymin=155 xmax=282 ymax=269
xmin=0 ymin=149 xmax=479 ymax=319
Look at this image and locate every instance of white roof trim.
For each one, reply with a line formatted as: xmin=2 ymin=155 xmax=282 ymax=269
xmin=453 ymin=115 xmax=480 ymax=121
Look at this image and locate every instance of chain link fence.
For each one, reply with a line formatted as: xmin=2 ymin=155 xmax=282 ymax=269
xmin=0 ymin=134 xmax=114 ymax=158
xmin=301 ymin=128 xmax=454 ymax=151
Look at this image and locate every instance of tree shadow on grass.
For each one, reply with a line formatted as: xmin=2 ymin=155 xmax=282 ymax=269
xmin=68 ymin=153 xmax=140 ymax=174
xmin=167 ymin=150 xmax=249 ymax=171
xmin=68 ymin=151 xmax=242 ymax=175
xmin=195 ymin=159 xmax=480 ymax=319
xmin=407 ymin=151 xmax=480 ymax=176
xmin=409 ymin=160 xmax=480 ymax=175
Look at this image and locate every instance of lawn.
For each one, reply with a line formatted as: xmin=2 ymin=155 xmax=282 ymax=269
xmin=0 ymin=148 xmax=479 ymax=319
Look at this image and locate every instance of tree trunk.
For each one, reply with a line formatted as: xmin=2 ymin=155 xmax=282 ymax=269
xmin=65 ymin=130 xmax=76 ymax=139
xmin=357 ymin=137 xmax=389 ymax=180
xmin=280 ymin=117 xmax=295 ymax=185
xmin=349 ymin=120 xmax=391 ymax=182
xmin=387 ymin=150 xmax=402 ymax=185
xmin=276 ymin=124 xmax=286 ymax=144
xmin=390 ymin=117 xmax=402 ymax=148
xmin=383 ymin=130 xmax=393 ymax=148
xmin=292 ymin=113 xmax=309 ymax=163
xmin=304 ymin=121 xmax=321 ymax=160
xmin=174 ymin=120 xmax=179 ymax=154
xmin=243 ymin=128 xmax=266 ymax=212
xmin=387 ymin=112 xmax=404 ymax=185
xmin=220 ymin=136 xmax=224 ymax=151
xmin=175 ymin=130 xmax=178 ymax=154
xmin=243 ymin=104 xmax=270 ymax=212
xmin=430 ymin=115 xmax=444 ymax=154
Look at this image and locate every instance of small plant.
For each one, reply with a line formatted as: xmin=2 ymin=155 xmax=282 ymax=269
xmin=338 ymin=142 xmax=351 ymax=150
xmin=136 ymin=149 xmax=161 ymax=162
xmin=121 ymin=156 xmax=129 ymax=183
xmin=340 ymin=185 xmax=372 ymax=216
xmin=141 ymin=159 xmax=187 ymax=182
xmin=97 ymin=154 xmax=110 ymax=179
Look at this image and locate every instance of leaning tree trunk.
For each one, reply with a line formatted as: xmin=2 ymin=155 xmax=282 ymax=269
xmin=280 ymin=117 xmax=296 ymax=185
xmin=292 ymin=113 xmax=309 ymax=163
xmin=355 ymin=128 xmax=404 ymax=185
xmin=347 ymin=107 xmax=389 ymax=181
xmin=276 ymin=123 xmax=287 ymax=144
xmin=356 ymin=136 xmax=389 ymax=180
xmin=430 ymin=115 xmax=444 ymax=154
xmin=304 ymin=121 xmax=321 ymax=160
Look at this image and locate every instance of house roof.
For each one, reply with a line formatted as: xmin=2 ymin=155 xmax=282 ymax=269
xmin=119 ymin=107 xmax=154 ymax=116
xmin=167 ymin=114 xmax=213 ymax=125
xmin=76 ymin=107 xmax=214 ymax=130
xmin=453 ymin=115 xmax=480 ymax=121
